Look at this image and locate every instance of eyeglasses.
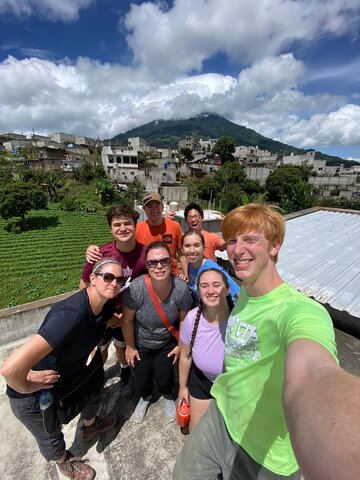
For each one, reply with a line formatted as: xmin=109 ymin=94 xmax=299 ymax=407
xmin=187 ymin=215 xmax=201 ymax=221
xmin=146 ymin=257 xmax=172 ymax=269
xmin=95 ymin=272 xmax=125 ymax=285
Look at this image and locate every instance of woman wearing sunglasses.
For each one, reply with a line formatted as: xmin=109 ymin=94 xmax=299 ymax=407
xmin=122 ymin=241 xmax=193 ymax=424
xmin=178 ymin=268 xmax=234 ymax=432
xmin=181 ymin=230 xmax=240 ymax=306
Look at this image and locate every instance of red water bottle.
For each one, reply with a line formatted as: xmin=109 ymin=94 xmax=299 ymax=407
xmin=176 ymin=400 xmax=190 ymax=427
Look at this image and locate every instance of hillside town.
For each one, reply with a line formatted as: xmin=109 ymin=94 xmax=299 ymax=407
xmin=1 ymin=130 xmax=360 ymax=207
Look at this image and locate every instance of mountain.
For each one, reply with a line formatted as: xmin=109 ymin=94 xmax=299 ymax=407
xmin=110 ymin=113 xmax=356 ymax=166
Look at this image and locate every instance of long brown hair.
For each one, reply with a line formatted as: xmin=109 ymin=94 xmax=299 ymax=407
xmin=188 ymin=268 xmax=234 ymax=358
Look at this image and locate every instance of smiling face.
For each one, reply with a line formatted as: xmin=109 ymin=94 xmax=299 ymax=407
xmin=143 ymin=200 xmax=163 ymax=226
xmin=226 ymin=230 xmax=280 ymax=291
xmin=146 ymin=247 xmax=172 ymax=282
xmin=186 ymin=208 xmax=203 ymax=232
xmin=182 ymin=232 xmax=204 ymax=266
xmin=110 ymin=215 xmax=136 ymax=244
xmin=198 ymin=270 xmax=229 ymax=310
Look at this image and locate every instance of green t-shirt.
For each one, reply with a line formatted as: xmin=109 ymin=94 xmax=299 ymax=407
xmin=211 ymin=282 xmax=338 ymax=476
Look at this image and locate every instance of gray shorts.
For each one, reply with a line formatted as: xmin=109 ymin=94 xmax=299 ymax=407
xmin=173 ymin=399 xmax=301 ymax=480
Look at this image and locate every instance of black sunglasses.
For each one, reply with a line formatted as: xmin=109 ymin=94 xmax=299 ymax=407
xmin=146 ymin=257 xmax=172 ymax=269
xmin=95 ymin=272 xmax=125 ymax=285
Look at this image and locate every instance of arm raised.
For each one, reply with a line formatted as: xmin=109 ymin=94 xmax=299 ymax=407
xmin=283 ymin=338 xmax=360 ymax=480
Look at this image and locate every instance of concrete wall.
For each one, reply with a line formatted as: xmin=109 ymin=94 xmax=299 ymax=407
xmin=0 ymin=291 xmax=77 ymax=347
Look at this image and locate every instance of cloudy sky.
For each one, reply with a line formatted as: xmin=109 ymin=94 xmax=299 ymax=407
xmin=0 ymin=0 xmax=360 ymax=159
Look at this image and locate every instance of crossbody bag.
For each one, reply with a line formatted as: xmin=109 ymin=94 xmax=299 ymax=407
xmin=144 ymin=273 xmax=179 ymax=341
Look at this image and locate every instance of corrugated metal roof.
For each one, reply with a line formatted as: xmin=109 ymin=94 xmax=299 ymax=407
xmin=277 ymin=210 xmax=360 ymax=318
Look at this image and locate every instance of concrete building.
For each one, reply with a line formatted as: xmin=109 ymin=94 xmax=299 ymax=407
xmin=3 ymin=139 xmax=31 ymax=153
xmin=0 ymin=132 xmax=26 ymax=142
xmin=199 ymin=138 xmax=218 ymax=150
xmin=101 ymin=145 xmax=142 ymax=183
xmin=146 ymin=166 xmax=177 ymax=185
xmin=178 ymin=136 xmax=201 ymax=152
xmin=245 ymin=165 xmax=274 ymax=185
xmin=234 ymin=145 xmax=277 ymax=165
xmin=308 ymin=173 xmax=359 ymax=197
xmin=75 ymin=136 xmax=96 ymax=147
xmin=49 ymin=132 xmax=76 ymax=144
xmin=128 ymin=137 xmax=149 ymax=152
xmin=282 ymin=150 xmax=315 ymax=166
xmin=159 ymin=183 xmax=188 ymax=206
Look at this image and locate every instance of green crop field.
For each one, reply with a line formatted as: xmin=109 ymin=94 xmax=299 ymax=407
xmin=0 ymin=205 xmax=112 ymax=309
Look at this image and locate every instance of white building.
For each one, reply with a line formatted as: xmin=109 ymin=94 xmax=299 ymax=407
xmin=128 ymin=137 xmax=149 ymax=152
xmin=282 ymin=151 xmax=315 ymax=166
xmin=101 ymin=145 xmax=142 ymax=183
xmin=50 ymin=132 xmax=76 ymax=144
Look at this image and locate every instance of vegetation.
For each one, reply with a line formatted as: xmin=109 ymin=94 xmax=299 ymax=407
xmin=212 ymin=136 xmax=235 ymax=164
xmin=109 ymin=113 xmax=355 ymax=165
xmin=183 ymin=161 xmax=265 ymax=212
xmin=0 ymin=182 xmax=48 ymax=228
xmin=0 ymin=205 xmax=111 ymax=309
xmin=265 ymin=165 xmax=314 ymax=213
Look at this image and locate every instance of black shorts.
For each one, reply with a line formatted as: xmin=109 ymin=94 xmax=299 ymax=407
xmin=188 ymin=363 xmax=213 ymax=400
xmin=98 ymin=327 xmax=125 ymax=349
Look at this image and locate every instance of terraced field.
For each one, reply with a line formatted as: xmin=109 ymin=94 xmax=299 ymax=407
xmin=0 ymin=205 xmax=111 ymax=309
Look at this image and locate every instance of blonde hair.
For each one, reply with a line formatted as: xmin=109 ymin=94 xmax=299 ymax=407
xmin=222 ymin=204 xmax=285 ymax=262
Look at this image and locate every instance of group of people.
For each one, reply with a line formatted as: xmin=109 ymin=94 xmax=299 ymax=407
xmin=2 ymin=195 xmax=360 ymax=480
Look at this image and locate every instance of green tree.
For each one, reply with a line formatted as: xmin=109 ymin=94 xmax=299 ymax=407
xmin=266 ymin=166 xmax=313 ymax=213
xmin=95 ymin=178 xmax=115 ymax=206
xmin=0 ymin=160 xmax=13 ymax=186
xmin=179 ymin=147 xmax=194 ymax=162
xmin=0 ymin=182 xmax=47 ymax=227
xmin=121 ymin=177 xmax=145 ymax=204
xmin=43 ymin=171 xmax=64 ymax=202
xmin=212 ymin=136 xmax=235 ymax=164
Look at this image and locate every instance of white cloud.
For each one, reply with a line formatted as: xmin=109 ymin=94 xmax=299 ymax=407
xmin=1 ymin=53 xmax=358 ymax=152
xmin=282 ymin=104 xmax=360 ymax=147
xmin=124 ymin=0 xmax=360 ymax=77
xmin=0 ymin=0 xmax=94 ymax=21
xmin=0 ymin=0 xmax=359 ymax=154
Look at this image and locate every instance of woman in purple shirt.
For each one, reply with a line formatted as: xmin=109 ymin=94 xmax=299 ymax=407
xmin=178 ymin=268 xmax=234 ymax=432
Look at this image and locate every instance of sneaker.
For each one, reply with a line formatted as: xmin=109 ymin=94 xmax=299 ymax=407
xmin=161 ymin=397 xmax=176 ymax=423
xmin=120 ymin=366 xmax=134 ymax=398
xmin=57 ymin=451 xmax=95 ymax=480
xmin=81 ymin=414 xmax=116 ymax=442
xmin=133 ymin=397 xmax=150 ymax=423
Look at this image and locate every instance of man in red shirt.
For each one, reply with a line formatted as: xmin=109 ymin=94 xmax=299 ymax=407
xmin=81 ymin=205 xmax=147 ymax=397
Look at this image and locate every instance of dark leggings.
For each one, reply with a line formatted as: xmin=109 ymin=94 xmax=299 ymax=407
xmin=135 ymin=341 xmax=176 ymax=398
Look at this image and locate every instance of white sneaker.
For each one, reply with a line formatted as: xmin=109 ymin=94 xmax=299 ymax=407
xmin=133 ymin=397 xmax=150 ymax=423
xmin=161 ymin=397 xmax=176 ymax=423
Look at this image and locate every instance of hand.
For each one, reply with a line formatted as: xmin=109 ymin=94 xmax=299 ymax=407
xmin=27 ymin=369 xmax=60 ymax=385
xmin=216 ymin=212 xmax=225 ymax=221
xmin=86 ymin=245 xmax=102 ymax=263
xmin=125 ymin=346 xmax=140 ymax=368
xmin=178 ymin=386 xmax=190 ymax=407
xmin=178 ymin=273 xmax=188 ymax=282
xmin=107 ymin=313 xmax=122 ymax=329
xmin=168 ymin=345 xmax=180 ymax=365
xmin=166 ymin=210 xmax=177 ymax=220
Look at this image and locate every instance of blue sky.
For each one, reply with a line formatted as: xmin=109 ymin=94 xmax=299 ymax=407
xmin=0 ymin=0 xmax=359 ymax=160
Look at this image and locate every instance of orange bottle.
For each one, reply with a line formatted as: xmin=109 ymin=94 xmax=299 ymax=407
xmin=176 ymin=400 xmax=190 ymax=427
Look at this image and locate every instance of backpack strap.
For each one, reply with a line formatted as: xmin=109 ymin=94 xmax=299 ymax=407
xmin=144 ymin=274 xmax=179 ymax=341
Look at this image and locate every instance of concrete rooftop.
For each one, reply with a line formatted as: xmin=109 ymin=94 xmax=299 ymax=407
xmin=1 ymin=328 xmax=359 ymax=480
